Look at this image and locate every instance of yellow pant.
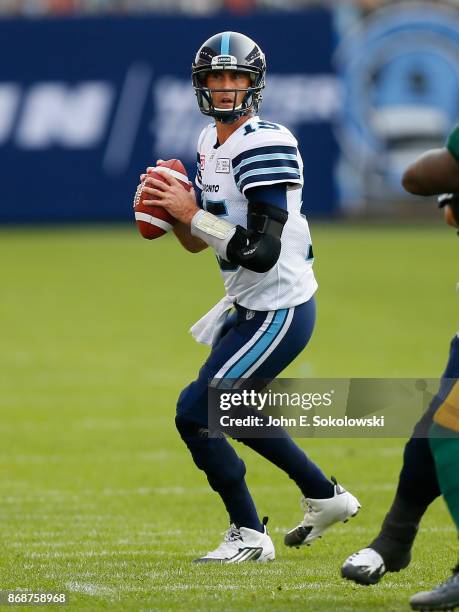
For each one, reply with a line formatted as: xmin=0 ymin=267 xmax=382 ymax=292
xmin=434 ymin=381 xmax=459 ymax=433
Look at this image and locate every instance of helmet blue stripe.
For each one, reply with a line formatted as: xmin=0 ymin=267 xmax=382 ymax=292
xmin=220 ymin=31 xmax=231 ymax=55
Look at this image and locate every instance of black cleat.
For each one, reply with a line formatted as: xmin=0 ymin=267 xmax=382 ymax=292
xmin=341 ymin=548 xmax=387 ymax=585
xmin=341 ymin=547 xmax=411 ymax=585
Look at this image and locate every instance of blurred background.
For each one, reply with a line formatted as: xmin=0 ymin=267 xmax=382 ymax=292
xmin=2 ymin=0 xmax=459 ymax=222
xmin=2 ymin=3 xmax=459 ymax=607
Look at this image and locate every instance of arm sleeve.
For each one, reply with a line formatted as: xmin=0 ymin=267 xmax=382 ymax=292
xmin=245 ymin=183 xmax=287 ymax=210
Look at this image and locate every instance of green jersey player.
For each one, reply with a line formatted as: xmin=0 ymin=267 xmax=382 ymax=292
xmin=342 ymin=125 xmax=459 ymax=611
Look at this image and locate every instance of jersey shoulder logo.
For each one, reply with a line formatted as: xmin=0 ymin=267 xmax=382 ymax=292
xmin=200 ymin=154 xmax=206 ymax=171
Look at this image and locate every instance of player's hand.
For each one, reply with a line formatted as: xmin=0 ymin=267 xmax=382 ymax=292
xmin=142 ymin=171 xmax=200 ymax=225
xmin=438 ymin=193 xmax=459 ymax=228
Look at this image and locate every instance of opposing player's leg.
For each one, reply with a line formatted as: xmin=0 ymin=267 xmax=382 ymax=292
xmin=409 ymin=379 xmax=459 ymax=610
xmin=341 ymin=420 xmax=442 ymax=585
xmin=342 ymin=336 xmax=459 ymax=585
xmin=430 ymin=373 xmax=459 ymax=533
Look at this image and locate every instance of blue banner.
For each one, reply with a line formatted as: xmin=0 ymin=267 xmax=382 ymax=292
xmin=0 ymin=11 xmax=339 ymax=223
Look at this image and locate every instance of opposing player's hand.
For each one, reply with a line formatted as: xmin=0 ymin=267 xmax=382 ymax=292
xmin=142 ymin=170 xmax=200 ymax=226
xmin=438 ymin=193 xmax=459 ymax=228
xmin=444 ymin=205 xmax=459 ymax=228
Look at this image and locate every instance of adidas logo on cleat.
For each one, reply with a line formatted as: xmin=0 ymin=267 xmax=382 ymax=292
xmin=194 ymin=520 xmax=275 ymax=564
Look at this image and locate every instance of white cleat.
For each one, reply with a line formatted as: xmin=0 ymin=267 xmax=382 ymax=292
xmin=194 ymin=518 xmax=275 ymax=564
xmin=341 ymin=548 xmax=386 ymax=585
xmin=284 ymin=478 xmax=361 ymax=547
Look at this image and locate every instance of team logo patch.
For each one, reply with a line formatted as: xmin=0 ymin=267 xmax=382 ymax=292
xmin=200 ymin=154 xmax=205 ymax=171
xmin=216 ymin=158 xmax=230 ymax=174
xmin=246 ymin=310 xmax=255 ymax=321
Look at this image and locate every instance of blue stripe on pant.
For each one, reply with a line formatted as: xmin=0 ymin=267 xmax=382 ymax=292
xmin=177 ymin=299 xmax=315 ymax=426
xmin=175 ymin=297 xmax=334 ymax=530
xmin=215 ymin=308 xmax=289 ymax=381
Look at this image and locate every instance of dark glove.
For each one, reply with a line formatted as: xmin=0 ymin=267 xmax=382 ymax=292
xmin=438 ymin=193 xmax=459 ymax=228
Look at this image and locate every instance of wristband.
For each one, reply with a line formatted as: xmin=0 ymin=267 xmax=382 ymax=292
xmin=191 ymin=210 xmax=236 ymax=259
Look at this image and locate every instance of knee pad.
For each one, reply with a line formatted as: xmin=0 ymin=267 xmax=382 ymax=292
xmin=175 ymin=414 xmax=246 ymax=492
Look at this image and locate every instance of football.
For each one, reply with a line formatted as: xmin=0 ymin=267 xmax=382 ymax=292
xmin=134 ymin=159 xmax=192 ymax=240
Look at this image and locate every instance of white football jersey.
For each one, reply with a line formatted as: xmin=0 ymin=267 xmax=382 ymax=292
xmin=195 ymin=115 xmax=317 ymax=311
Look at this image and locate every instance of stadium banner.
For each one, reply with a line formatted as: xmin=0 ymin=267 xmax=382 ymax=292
xmin=0 ymin=9 xmax=338 ymax=223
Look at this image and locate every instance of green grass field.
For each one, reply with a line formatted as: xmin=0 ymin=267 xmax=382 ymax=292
xmin=1 ymin=222 xmax=458 ymax=611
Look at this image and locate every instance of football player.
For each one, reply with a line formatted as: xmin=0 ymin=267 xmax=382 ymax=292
xmin=342 ymin=126 xmax=459 ymax=611
xmin=140 ymin=32 xmax=360 ymax=563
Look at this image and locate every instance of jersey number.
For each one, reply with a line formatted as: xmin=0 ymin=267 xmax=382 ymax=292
xmin=243 ymin=121 xmax=280 ymax=136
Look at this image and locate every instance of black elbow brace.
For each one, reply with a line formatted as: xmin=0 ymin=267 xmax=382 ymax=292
xmin=226 ymin=202 xmax=288 ymax=273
